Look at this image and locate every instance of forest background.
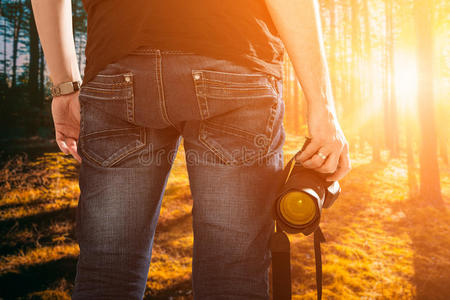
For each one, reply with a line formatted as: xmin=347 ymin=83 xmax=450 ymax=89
xmin=0 ymin=0 xmax=449 ymax=299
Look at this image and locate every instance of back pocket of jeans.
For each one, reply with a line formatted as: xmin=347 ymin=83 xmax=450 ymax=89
xmin=79 ymin=126 xmax=146 ymax=167
xmin=192 ymin=69 xmax=281 ymax=165
xmin=79 ymin=70 xmax=146 ymax=167
xmin=80 ymin=71 xmax=135 ymax=124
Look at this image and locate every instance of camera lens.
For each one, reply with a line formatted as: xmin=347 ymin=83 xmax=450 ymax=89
xmin=279 ymin=191 xmax=317 ymax=226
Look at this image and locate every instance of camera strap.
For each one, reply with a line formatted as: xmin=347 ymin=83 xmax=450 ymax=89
xmin=271 ymin=224 xmax=326 ymax=300
xmin=270 ymin=226 xmax=291 ymax=300
xmin=314 ymin=226 xmax=326 ymax=300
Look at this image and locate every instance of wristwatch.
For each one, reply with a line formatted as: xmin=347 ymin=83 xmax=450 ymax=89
xmin=51 ymin=80 xmax=82 ymax=97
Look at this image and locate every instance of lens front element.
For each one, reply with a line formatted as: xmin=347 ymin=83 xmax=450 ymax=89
xmin=280 ymin=191 xmax=316 ymax=225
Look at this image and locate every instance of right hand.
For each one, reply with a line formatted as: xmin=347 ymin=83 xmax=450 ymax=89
xmin=295 ymin=108 xmax=351 ymax=181
xmin=51 ymin=91 xmax=82 ymax=163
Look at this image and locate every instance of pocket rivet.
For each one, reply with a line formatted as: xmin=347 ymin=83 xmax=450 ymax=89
xmin=193 ymin=74 xmax=201 ymax=80
xmin=124 ymin=75 xmax=131 ymax=82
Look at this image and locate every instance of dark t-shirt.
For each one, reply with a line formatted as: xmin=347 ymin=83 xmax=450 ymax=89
xmin=80 ymin=0 xmax=285 ymax=88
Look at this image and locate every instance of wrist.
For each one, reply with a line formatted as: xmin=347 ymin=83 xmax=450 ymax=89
xmin=307 ymin=103 xmax=337 ymax=120
xmin=52 ymin=90 xmax=80 ymax=101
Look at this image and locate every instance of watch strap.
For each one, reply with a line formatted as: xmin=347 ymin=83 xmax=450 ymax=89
xmin=51 ymin=80 xmax=81 ymax=97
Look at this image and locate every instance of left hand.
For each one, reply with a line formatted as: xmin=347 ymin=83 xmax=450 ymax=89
xmin=51 ymin=91 xmax=82 ymax=163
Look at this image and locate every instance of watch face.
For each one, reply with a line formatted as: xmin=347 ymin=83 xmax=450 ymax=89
xmin=61 ymin=82 xmax=77 ymax=95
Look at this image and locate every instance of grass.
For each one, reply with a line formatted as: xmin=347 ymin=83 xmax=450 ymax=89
xmin=0 ymin=134 xmax=449 ymax=299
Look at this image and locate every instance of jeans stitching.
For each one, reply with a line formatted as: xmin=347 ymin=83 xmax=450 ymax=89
xmin=162 ymin=50 xmax=196 ymax=54
xmin=129 ymin=48 xmax=196 ymax=55
xmin=155 ymin=50 xmax=177 ymax=128
xmin=81 ymin=86 xmax=132 ymax=93
xmin=265 ymin=101 xmax=278 ymax=150
xmin=126 ymin=79 xmax=135 ymax=123
xmin=83 ymin=82 xmax=132 ymax=88
xmin=105 ymin=128 xmax=146 ymax=167
xmin=194 ymin=69 xmax=271 ymax=78
xmin=206 ymin=85 xmax=274 ymax=91
xmin=200 ymin=92 xmax=276 ymax=100
xmin=199 ymin=125 xmax=266 ymax=165
xmin=79 ymin=144 xmax=103 ymax=166
xmin=198 ymin=123 xmax=229 ymax=164
xmin=78 ymin=94 xmax=129 ymax=101
xmin=201 ymin=77 xmax=270 ymax=85
xmin=81 ymin=127 xmax=138 ymax=138
xmin=128 ymin=48 xmax=160 ymax=55
xmin=205 ymin=120 xmax=256 ymax=142
xmin=192 ymin=71 xmax=209 ymax=119
xmin=95 ymin=73 xmax=132 ymax=78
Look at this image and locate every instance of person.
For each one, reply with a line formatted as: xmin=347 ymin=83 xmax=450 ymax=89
xmin=31 ymin=0 xmax=351 ymax=298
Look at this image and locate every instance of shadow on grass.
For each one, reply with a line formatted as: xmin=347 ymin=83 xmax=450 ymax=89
xmin=0 ymin=256 xmax=77 ymax=299
xmin=0 ymin=206 xmax=77 ymax=257
xmin=144 ymin=279 xmax=193 ymax=299
xmin=0 ymin=206 xmax=76 ymax=230
xmin=0 ymin=260 xmax=193 ymax=300
xmin=389 ymin=197 xmax=450 ymax=299
xmin=156 ymin=212 xmax=192 ymax=233
xmin=320 ymin=160 xmax=389 ymax=239
xmin=0 ymin=256 xmax=193 ymax=300
xmin=1 ymin=207 xmax=196 ymax=299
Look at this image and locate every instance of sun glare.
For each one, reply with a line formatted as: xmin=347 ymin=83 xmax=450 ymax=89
xmin=394 ymin=51 xmax=418 ymax=113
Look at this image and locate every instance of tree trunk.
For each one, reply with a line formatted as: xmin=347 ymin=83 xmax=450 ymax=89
xmin=414 ymin=0 xmax=442 ymax=205
xmin=39 ymin=43 xmax=45 ymax=102
xmin=406 ymin=116 xmax=418 ymax=198
xmin=328 ymin=0 xmax=337 ymax=96
xmin=351 ymin=0 xmax=361 ymax=151
xmin=27 ymin=0 xmax=40 ymax=107
xmin=382 ymin=0 xmax=400 ymax=158
xmin=3 ymin=17 xmax=7 ymax=80
xmin=11 ymin=0 xmax=23 ymax=88
xmin=362 ymin=0 xmax=380 ymax=161
xmin=388 ymin=0 xmax=399 ymax=157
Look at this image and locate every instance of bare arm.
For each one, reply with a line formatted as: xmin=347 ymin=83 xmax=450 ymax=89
xmin=31 ymin=0 xmax=81 ymax=162
xmin=265 ymin=0 xmax=351 ymax=180
xmin=31 ymin=0 xmax=81 ymax=85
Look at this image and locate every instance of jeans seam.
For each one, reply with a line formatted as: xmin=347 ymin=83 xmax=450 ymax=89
xmin=128 ymin=48 xmax=160 ymax=55
xmin=81 ymin=86 xmax=132 ymax=93
xmin=194 ymin=68 xmax=270 ymax=77
xmin=105 ymin=128 xmax=146 ymax=167
xmin=82 ymin=132 xmax=140 ymax=142
xmin=265 ymin=101 xmax=278 ymax=150
xmin=79 ymin=145 xmax=103 ymax=166
xmin=155 ymin=50 xmax=177 ymax=129
xmin=192 ymin=71 xmax=210 ymax=119
xmin=126 ymin=84 xmax=135 ymax=123
xmin=162 ymin=50 xmax=196 ymax=54
xmin=205 ymin=120 xmax=256 ymax=142
xmin=129 ymin=47 xmax=196 ymax=55
xmin=198 ymin=123 xmax=229 ymax=164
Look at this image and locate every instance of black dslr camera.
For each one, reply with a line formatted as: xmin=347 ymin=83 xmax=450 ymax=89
xmin=273 ymin=137 xmax=340 ymax=236
xmin=270 ymin=137 xmax=341 ymax=300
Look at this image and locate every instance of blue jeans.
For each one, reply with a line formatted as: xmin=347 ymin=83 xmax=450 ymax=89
xmin=72 ymin=46 xmax=286 ymax=299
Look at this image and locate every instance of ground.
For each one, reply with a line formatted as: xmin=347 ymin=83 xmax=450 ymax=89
xmin=0 ymin=134 xmax=449 ymax=299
